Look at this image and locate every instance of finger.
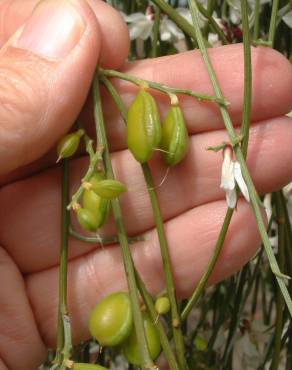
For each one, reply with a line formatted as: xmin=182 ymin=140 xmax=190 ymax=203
xmin=0 ymin=0 xmax=129 ymax=68
xmin=1 ymin=117 xmax=291 ymax=273
xmin=0 ymin=0 xmax=129 ymax=176
xmin=93 ymin=44 xmax=292 ymax=152
xmin=25 ymin=199 xmax=261 ymax=346
xmin=0 ymin=247 xmax=46 ymax=370
xmin=1 ymin=43 xmax=291 ymax=185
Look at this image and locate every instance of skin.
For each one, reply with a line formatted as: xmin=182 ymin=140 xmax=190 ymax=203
xmin=0 ymin=1 xmax=291 ymax=369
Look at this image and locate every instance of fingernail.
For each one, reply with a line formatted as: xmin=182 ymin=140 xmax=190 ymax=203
xmin=16 ymin=0 xmax=85 ymax=59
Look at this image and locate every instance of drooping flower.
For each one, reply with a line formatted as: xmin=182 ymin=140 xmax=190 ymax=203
xmin=121 ymin=11 xmax=154 ymax=41
xmin=120 ymin=7 xmax=194 ymax=43
xmin=220 ymin=146 xmax=250 ymax=208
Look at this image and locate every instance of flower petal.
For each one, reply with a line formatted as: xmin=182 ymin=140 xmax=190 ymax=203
xmin=234 ymin=161 xmax=250 ymax=202
xmin=123 ymin=12 xmax=147 ymax=23
xmin=220 ymin=149 xmax=235 ymax=191
xmin=128 ymin=20 xmax=153 ymax=40
xmin=282 ymin=10 xmax=292 ymax=29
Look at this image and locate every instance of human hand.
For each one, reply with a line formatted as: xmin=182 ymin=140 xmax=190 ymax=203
xmin=0 ymin=1 xmax=291 ymax=369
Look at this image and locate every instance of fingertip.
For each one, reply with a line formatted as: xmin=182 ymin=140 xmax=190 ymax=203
xmin=251 ymin=45 xmax=292 ymax=118
xmin=86 ymin=0 xmax=130 ymax=69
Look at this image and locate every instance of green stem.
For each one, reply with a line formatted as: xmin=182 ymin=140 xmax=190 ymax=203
xmin=150 ymin=0 xmax=198 ymax=45
xmin=67 ymin=141 xmax=103 ymax=210
xmin=240 ymin=0 xmax=252 ymax=158
xmin=253 ymin=0 xmax=261 ymax=41
xmin=181 ymin=207 xmax=234 ymax=321
xmin=188 ymin=0 xmax=292 ymax=317
xmin=268 ymin=0 xmax=280 ymax=47
xmin=152 ymin=0 xmax=229 ymax=45
xmin=99 ymin=69 xmax=228 ymax=106
xmin=55 ymin=159 xmax=72 ymax=367
xmin=135 ymin=272 xmax=180 ymax=370
xmin=101 ymin=75 xmax=187 ymax=369
xmin=271 ymin=192 xmax=285 ymax=370
xmin=141 ymin=164 xmax=187 ymax=370
xmin=151 ymin=4 xmax=161 ymax=58
xmin=92 ymin=73 xmax=155 ymax=370
xmin=222 ymin=266 xmax=249 ymax=366
xmin=196 ymin=2 xmax=229 ymax=45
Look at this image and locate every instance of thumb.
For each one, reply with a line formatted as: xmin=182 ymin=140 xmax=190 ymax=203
xmin=0 ymin=0 xmax=125 ymax=175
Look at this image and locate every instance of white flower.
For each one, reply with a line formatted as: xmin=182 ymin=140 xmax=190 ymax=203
xmin=282 ymin=10 xmax=292 ymax=28
xmin=220 ymin=146 xmax=250 ymax=208
xmin=120 ymin=8 xmax=195 ymax=43
xmin=160 ymin=15 xmax=185 ymax=42
xmin=120 ymin=11 xmax=154 ymax=40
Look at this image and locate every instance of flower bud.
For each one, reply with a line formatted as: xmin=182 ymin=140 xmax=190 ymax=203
xmin=57 ymin=129 xmax=84 ymax=161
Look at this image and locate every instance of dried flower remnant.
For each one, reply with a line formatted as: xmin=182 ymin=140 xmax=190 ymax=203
xmin=220 ymin=146 xmax=250 ymax=208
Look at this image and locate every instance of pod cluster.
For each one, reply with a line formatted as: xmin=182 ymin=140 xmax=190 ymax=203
xmin=56 ymin=131 xmax=127 ymax=233
xmin=127 ymin=89 xmax=189 ymax=166
xmin=77 ymin=172 xmax=127 ymax=233
xmin=89 ymin=292 xmax=169 ymax=366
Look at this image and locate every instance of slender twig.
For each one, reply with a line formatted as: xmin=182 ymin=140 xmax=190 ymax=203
xmin=172 ymin=0 xmax=251 ymax=320
xmin=152 ymin=0 xmax=229 ymax=45
xmin=240 ymin=0 xmax=252 ymax=158
xmin=54 ymin=159 xmax=72 ymax=368
xmin=196 ymin=2 xmax=229 ymax=45
xmin=151 ymin=4 xmax=161 ymax=58
xmin=150 ymin=0 xmax=199 ymax=45
xmin=253 ymin=0 xmax=261 ymax=41
xmin=101 ymin=75 xmax=187 ymax=370
xmin=135 ymin=272 xmax=180 ymax=370
xmin=141 ymin=164 xmax=188 ymax=370
xmin=181 ymin=208 xmax=233 ymax=321
xmin=268 ymin=0 xmax=280 ymax=47
xmin=93 ymin=72 xmax=155 ymax=370
xmin=271 ymin=192 xmax=285 ymax=370
xmin=99 ymin=68 xmax=228 ymax=106
xmin=188 ymin=0 xmax=292 ymax=318
xmin=67 ymin=140 xmax=103 ymax=210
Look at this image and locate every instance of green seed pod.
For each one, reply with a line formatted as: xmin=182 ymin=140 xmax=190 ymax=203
xmin=160 ymin=106 xmax=189 ymax=166
xmin=57 ymin=129 xmax=84 ymax=161
xmin=127 ymin=89 xmax=161 ymax=163
xmin=89 ymin=171 xmax=106 ymax=187
xmin=154 ymin=296 xmax=170 ymax=315
xmin=91 ymin=179 xmax=127 ymax=199
xmin=89 ymin=292 xmax=133 ymax=347
xmin=82 ymin=190 xmax=110 ymax=228
xmin=73 ymin=363 xmax=108 ymax=370
xmin=76 ymin=208 xmax=99 ymax=232
xmin=122 ymin=314 xmax=161 ymax=366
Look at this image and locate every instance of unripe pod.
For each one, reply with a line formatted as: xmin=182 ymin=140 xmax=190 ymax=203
xmin=160 ymin=106 xmax=189 ymax=166
xmin=155 ymin=296 xmax=170 ymax=315
xmin=76 ymin=208 xmax=99 ymax=232
xmin=122 ymin=313 xmax=161 ymax=366
xmin=89 ymin=171 xmax=106 ymax=186
xmin=57 ymin=129 xmax=84 ymax=161
xmin=89 ymin=292 xmax=133 ymax=347
xmin=127 ymin=90 xmax=162 ymax=163
xmin=90 ymin=179 xmax=127 ymax=199
xmin=82 ymin=190 xmax=110 ymax=228
xmin=73 ymin=363 xmax=108 ymax=370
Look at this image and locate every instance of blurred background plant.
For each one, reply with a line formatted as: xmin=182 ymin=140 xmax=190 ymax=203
xmin=42 ymin=1 xmax=292 ymax=369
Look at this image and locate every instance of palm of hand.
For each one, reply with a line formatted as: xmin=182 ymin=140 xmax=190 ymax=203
xmin=0 ymin=1 xmax=292 ymax=370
